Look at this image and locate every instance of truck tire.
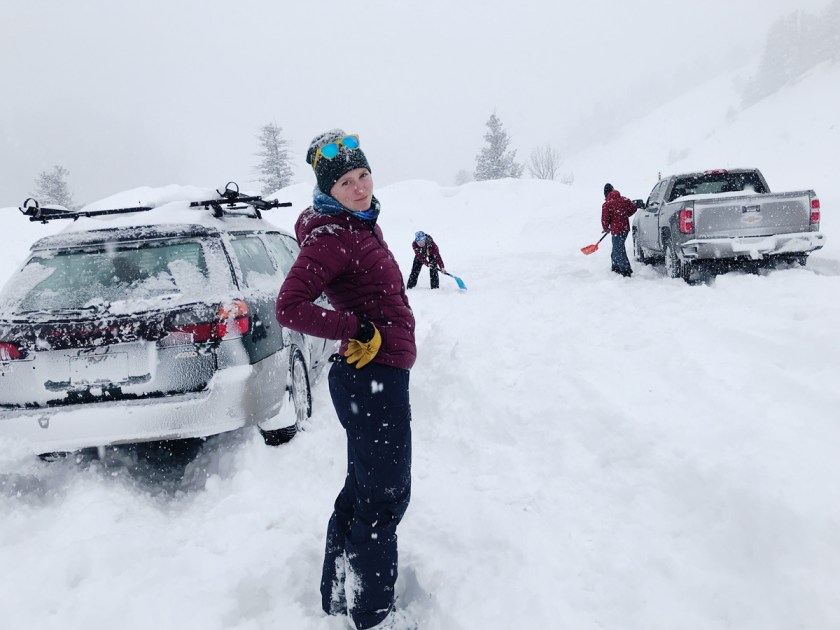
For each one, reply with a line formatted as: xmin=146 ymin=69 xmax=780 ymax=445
xmin=633 ymin=229 xmax=650 ymax=265
xmin=665 ymin=243 xmax=681 ymax=279
xmin=680 ymin=260 xmax=693 ymax=283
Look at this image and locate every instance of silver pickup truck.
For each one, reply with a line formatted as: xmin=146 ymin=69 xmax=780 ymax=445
xmin=632 ymin=168 xmax=825 ymax=282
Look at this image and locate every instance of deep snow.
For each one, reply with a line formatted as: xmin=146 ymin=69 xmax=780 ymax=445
xmin=1 ymin=62 xmax=840 ymax=630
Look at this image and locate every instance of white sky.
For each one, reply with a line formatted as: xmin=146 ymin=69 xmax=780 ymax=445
xmin=0 ymin=0 xmax=831 ymax=206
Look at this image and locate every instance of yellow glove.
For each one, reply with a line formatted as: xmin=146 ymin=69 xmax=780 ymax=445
xmin=344 ymin=319 xmax=382 ymax=369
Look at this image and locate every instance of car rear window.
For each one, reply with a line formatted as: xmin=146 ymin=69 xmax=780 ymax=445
xmin=668 ymin=172 xmax=768 ymax=201
xmin=3 ymin=240 xmax=223 ymax=314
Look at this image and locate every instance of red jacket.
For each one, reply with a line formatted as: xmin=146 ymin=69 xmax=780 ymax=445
xmin=601 ymin=190 xmax=638 ymax=235
xmin=276 ymin=207 xmax=416 ymax=370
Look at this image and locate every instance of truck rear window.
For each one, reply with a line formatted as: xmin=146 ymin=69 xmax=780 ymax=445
xmin=668 ymin=172 xmax=767 ymax=202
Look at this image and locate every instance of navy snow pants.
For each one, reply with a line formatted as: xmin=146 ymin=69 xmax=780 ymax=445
xmin=321 ymin=359 xmax=412 ymax=630
xmin=611 ymin=231 xmax=632 ymax=276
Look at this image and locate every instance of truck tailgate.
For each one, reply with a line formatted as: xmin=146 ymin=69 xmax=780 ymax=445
xmin=692 ymin=191 xmax=812 ymax=238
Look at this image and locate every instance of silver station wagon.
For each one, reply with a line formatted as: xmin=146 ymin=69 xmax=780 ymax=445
xmin=0 ymin=187 xmax=334 ymax=457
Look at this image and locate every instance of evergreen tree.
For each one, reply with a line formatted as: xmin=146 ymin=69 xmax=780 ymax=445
xmin=474 ymin=113 xmax=524 ymax=181
xmin=745 ymin=13 xmax=800 ymax=105
xmin=255 ymin=122 xmax=293 ymax=196
xmin=819 ymin=0 xmax=840 ymax=63
xmin=742 ymin=3 xmax=839 ymax=107
xmin=32 ymin=165 xmax=75 ymax=209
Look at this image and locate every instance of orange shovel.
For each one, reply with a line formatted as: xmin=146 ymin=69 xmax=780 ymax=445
xmin=581 ymin=232 xmax=609 ymax=255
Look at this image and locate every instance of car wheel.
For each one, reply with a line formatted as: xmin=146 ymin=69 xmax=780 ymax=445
xmin=260 ymin=347 xmax=312 ymax=446
xmin=664 ymin=243 xmax=681 ymax=279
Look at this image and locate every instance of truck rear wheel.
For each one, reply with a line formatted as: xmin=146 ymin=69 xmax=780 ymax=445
xmin=665 ymin=244 xmax=681 ymax=279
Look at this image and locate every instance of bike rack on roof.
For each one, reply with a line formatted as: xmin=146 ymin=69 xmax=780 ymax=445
xmin=18 ymin=182 xmax=292 ymax=224
xmin=189 ymin=182 xmax=292 ymax=219
xmin=18 ymin=198 xmax=154 ymax=224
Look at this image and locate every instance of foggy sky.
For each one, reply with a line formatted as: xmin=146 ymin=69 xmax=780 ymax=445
xmin=0 ymin=0 xmax=829 ymax=207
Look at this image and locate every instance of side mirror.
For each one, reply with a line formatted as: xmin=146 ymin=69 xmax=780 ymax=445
xmin=634 ymin=199 xmax=646 ymax=209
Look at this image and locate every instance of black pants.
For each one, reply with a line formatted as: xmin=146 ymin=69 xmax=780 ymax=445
xmin=321 ymin=360 xmax=412 ymax=630
xmin=407 ymin=258 xmax=439 ymax=289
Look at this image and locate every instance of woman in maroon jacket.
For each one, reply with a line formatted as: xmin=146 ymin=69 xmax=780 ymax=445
xmin=601 ymin=182 xmax=639 ymax=277
xmin=276 ymin=129 xmax=416 ymax=630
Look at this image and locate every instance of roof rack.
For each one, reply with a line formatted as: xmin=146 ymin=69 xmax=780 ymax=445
xmin=18 ymin=181 xmax=291 ymax=224
xmin=189 ymin=182 xmax=292 ymax=218
xmin=19 ymin=198 xmax=153 ymax=224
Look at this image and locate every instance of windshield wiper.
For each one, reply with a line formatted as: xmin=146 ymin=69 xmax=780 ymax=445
xmin=17 ymin=305 xmax=109 ymax=317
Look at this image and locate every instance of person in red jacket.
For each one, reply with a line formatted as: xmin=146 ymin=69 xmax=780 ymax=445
xmin=601 ymin=183 xmax=639 ymax=277
xmin=276 ymin=129 xmax=416 ymax=630
xmin=407 ymin=231 xmax=446 ymax=289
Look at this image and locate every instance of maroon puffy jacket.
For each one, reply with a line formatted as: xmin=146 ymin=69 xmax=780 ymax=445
xmin=276 ymin=207 xmax=416 ymax=370
xmin=601 ymin=189 xmax=638 ymax=235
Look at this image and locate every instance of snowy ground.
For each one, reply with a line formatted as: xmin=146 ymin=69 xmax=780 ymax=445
xmin=2 ymin=63 xmax=840 ymax=630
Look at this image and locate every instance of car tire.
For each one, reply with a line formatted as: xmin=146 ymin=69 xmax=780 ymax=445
xmin=260 ymin=347 xmax=312 ymax=446
xmin=664 ymin=243 xmax=681 ymax=279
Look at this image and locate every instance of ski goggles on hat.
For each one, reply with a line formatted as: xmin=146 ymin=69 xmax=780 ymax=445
xmin=312 ymin=134 xmax=360 ymax=170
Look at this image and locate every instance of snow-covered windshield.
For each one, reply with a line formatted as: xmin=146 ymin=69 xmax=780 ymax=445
xmin=3 ymin=240 xmax=218 ymax=314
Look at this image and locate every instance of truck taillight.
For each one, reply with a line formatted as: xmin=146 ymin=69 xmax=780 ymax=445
xmin=810 ymin=197 xmax=820 ymax=224
xmin=679 ymin=207 xmax=695 ymax=234
xmin=0 ymin=342 xmax=23 ymax=361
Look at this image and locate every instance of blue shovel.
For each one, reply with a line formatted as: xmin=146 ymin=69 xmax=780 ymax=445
xmin=442 ymin=270 xmax=467 ymax=290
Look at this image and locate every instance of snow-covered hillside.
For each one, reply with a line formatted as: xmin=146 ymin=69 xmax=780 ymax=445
xmin=568 ymin=60 xmax=840 ymax=214
xmin=1 ymin=62 xmax=839 ymax=630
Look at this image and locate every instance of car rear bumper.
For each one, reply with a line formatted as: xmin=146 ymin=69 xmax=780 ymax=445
xmin=0 ymin=361 xmax=292 ymax=455
xmin=680 ymin=231 xmax=825 ymax=261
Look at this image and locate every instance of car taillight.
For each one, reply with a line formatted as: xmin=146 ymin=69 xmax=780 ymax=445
xmin=217 ymin=299 xmax=250 ymax=337
xmin=810 ymin=197 xmax=820 ymax=224
xmin=0 ymin=342 xmax=23 ymax=361
xmin=161 ymin=300 xmax=250 ymax=347
xmin=679 ymin=206 xmax=694 ymax=234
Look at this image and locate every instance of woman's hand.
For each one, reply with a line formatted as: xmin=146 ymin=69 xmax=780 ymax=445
xmin=345 ymin=318 xmax=382 ymax=368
